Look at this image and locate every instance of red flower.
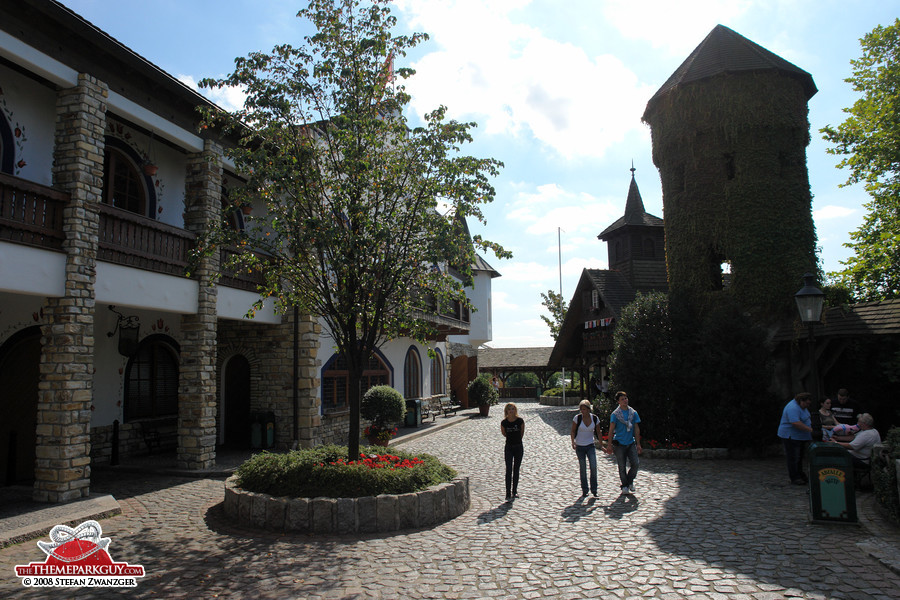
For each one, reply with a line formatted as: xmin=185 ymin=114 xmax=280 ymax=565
xmin=15 ymin=127 xmax=21 ymax=137
xmin=16 ymin=159 xmax=26 ymax=168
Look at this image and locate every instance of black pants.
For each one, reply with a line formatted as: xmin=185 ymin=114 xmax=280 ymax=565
xmin=505 ymin=444 xmax=523 ymax=497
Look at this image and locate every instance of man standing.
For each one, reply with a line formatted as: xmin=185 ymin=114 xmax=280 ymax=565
xmin=605 ymin=391 xmax=642 ymax=495
xmin=830 ymin=388 xmax=860 ymax=425
xmin=777 ymin=392 xmax=813 ymax=485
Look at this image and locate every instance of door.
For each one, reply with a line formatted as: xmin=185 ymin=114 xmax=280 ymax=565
xmin=0 ymin=327 xmax=41 ymax=485
xmin=222 ymin=355 xmax=251 ymax=448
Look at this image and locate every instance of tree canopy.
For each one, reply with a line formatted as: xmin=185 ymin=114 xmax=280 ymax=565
xmin=197 ymin=0 xmax=508 ymax=458
xmin=822 ymin=18 xmax=900 ymax=301
xmin=540 ymin=290 xmax=568 ymax=341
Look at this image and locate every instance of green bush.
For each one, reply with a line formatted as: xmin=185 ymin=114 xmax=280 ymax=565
xmin=468 ymin=373 xmax=499 ymax=406
xmin=360 ymin=385 xmax=406 ymax=428
xmin=235 ymin=445 xmax=457 ymax=498
xmin=873 ymin=427 xmax=900 ymax=525
xmin=541 ymin=387 xmax=582 ymax=398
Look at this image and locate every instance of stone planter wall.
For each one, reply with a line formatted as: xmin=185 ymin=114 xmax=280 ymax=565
xmin=539 ymin=395 xmax=583 ymax=406
xmin=223 ymin=474 xmax=470 ymax=533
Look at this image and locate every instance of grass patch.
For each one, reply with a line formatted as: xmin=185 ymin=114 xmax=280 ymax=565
xmin=235 ymin=445 xmax=457 ymax=498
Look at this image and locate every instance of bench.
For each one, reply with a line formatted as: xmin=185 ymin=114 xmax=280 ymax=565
xmin=439 ymin=396 xmax=459 ymax=417
xmin=420 ymin=397 xmax=438 ymax=422
xmin=137 ymin=417 xmax=178 ymax=454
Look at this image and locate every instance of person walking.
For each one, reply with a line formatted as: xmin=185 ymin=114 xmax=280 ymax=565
xmin=777 ymin=392 xmax=813 ymax=485
xmin=605 ymin=391 xmax=642 ymax=495
xmin=570 ymin=399 xmax=601 ymax=497
xmin=500 ymin=402 xmax=525 ymax=500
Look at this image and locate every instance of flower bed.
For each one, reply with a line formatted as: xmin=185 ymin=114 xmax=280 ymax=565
xmin=223 ymin=474 xmax=470 ymax=533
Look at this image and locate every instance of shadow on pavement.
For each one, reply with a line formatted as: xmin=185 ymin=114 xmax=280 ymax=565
xmin=562 ymin=495 xmax=600 ymax=522
xmin=476 ymin=500 xmax=512 ymax=525
xmin=602 ymin=494 xmax=639 ymax=520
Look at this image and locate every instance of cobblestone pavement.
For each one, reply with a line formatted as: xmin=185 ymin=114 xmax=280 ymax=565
xmin=2 ymin=401 xmax=899 ymax=599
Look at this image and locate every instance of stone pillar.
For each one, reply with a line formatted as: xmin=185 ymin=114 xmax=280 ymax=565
xmin=179 ymin=140 xmax=222 ymax=470
xmin=294 ymin=312 xmax=321 ymax=448
xmin=34 ymin=74 xmax=108 ymax=502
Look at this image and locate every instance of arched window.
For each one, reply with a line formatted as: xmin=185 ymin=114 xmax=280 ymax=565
xmin=124 ymin=335 xmax=179 ymax=421
xmin=430 ymin=351 xmax=444 ymax=395
xmin=321 ymin=352 xmax=390 ymax=414
xmin=102 ymin=137 xmax=155 ymax=217
xmin=404 ymin=347 xmax=421 ymax=399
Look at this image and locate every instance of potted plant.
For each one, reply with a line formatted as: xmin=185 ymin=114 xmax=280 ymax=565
xmin=360 ymin=385 xmax=406 ymax=446
xmin=468 ymin=374 xmax=499 ymax=417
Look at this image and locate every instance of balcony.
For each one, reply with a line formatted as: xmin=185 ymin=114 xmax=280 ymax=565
xmin=417 ymin=293 xmax=470 ymax=338
xmin=0 ymin=173 xmax=263 ymax=291
xmin=0 ymin=172 xmax=67 ymax=251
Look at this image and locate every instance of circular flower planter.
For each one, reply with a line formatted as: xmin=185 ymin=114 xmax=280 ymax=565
xmin=223 ymin=474 xmax=470 ymax=534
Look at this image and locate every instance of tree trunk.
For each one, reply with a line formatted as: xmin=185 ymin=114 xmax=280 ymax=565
xmin=347 ymin=364 xmax=363 ymax=460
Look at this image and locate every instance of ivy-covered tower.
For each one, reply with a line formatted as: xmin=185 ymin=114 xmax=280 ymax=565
xmin=642 ymin=25 xmax=819 ymax=316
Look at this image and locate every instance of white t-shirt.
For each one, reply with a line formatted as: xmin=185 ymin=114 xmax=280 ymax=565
xmin=573 ymin=413 xmax=599 ymax=446
xmin=849 ymin=428 xmax=881 ymax=462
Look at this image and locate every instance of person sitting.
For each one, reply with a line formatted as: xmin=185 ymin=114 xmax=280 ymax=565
xmin=829 ymin=413 xmax=881 ymax=471
xmin=830 ymin=388 xmax=860 ymax=425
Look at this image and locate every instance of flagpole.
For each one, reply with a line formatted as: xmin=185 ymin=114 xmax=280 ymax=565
xmin=559 ymin=227 xmax=565 ymax=405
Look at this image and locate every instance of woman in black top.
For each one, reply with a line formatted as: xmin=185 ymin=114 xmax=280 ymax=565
xmin=500 ymin=402 xmax=525 ymax=500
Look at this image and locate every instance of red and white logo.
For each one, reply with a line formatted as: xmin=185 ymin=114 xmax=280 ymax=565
xmin=15 ymin=520 xmax=145 ymax=588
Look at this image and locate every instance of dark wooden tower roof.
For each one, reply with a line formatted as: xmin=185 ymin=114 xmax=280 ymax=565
xmin=643 ymin=24 xmax=817 ymax=120
xmin=598 ymin=167 xmax=663 ymax=240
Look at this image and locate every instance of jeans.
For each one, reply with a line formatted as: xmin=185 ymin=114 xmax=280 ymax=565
xmin=613 ymin=442 xmax=640 ymax=487
xmin=782 ymin=438 xmax=807 ymax=482
xmin=505 ymin=444 xmax=523 ymax=497
xmin=575 ymin=444 xmax=597 ymax=494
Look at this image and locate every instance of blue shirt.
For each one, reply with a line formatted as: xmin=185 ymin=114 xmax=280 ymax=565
xmin=609 ymin=407 xmax=641 ymax=445
xmin=777 ymin=399 xmax=811 ymax=441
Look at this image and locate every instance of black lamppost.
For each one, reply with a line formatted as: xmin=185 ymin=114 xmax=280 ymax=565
xmin=795 ymin=273 xmax=825 ymax=407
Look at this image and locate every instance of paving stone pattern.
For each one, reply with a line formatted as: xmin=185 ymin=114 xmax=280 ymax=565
xmin=1 ymin=402 xmax=899 ymax=599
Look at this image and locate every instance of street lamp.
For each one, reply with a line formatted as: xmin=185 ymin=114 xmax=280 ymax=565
xmin=795 ymin=273 xmax=825 ymax=410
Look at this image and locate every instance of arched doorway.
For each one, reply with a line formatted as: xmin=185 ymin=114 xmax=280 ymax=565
xmin=222 ymin=355 xmax=251 ymax=448
xmin=0 ymin=327 xmax=41 ymax=485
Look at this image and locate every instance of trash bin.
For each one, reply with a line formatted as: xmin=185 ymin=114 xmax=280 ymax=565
xmin=808 ymin=442 xmax=858 ymax=524
xmin=405 ymin=398 xmax=422 ymax=428
xmin=263 ymin=411 xmax=275 ymax=448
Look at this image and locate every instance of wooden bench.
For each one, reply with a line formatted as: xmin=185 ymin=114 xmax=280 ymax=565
xmin=420 ymin=397 xmax=438 ymax=422
xmin=439 ymin=396 xmax=459 ymax=417
xmin=137 ymin=417 xmax=178 ymax=454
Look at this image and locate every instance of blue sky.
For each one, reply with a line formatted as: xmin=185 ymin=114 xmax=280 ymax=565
xmin=60 ymin=0 xmax=897 ymax=348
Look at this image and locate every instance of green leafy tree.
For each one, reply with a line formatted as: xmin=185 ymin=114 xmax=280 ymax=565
xmin=540 ymin=290 xmax=568 ymax=341
xmin=197 ymin=0 xmax=508 ymax=459
xmin=822 ymin=19 xmax=900 ymax=301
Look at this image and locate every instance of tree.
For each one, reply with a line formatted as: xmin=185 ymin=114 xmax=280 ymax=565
xmin=197 ymin=0 xmax=508 ymax=459
xmin=822 ymin=19 xmax=900 ymax=301
xmin=540 ymin=290 xmax=568 ymax=341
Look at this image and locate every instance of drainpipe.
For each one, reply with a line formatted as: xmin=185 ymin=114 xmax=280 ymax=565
xmin=293 ymin=305 xmax=299 ymax=445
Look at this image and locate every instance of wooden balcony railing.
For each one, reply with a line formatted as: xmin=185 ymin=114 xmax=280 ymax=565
xmin=219 ymin=246 xmax=267 ymax=292
xmin=98 ymin=203 xmax=195 ymax=277
xmin=0 ymin=172 xmax=68 ymax=251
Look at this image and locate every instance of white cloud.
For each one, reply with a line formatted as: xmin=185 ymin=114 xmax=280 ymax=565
xmin=506 ymin=183 xmax=621 ymax=236
xmin=499 ymin=260 xmax=558 ymax=283
xmin=814 ymin=205 xmax=856 ymax=220
xmin=491 ymin=290 xmax=518 ymax=311
xmin=178 ymin=74 xmax=246 ymax=112
xmin=395 ymin=0 xmax=653 ymax=160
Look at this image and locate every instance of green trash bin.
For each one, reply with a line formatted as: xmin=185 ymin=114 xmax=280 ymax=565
xmin=405 ymin=398 xmax=422 ymax=428
xmin=808 ymin=442 xmax=857 ymax=524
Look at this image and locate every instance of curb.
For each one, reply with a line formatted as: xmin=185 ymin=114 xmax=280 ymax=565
xmin=0 ymin=494 xmax=121 ymax=549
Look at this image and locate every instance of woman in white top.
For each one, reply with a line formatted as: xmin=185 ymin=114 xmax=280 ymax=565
xmin=570 ymin=399 xmax=601 ymax=497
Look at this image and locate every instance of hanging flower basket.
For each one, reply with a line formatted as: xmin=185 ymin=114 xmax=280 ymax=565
xmin=143 ymin=163 xmax=158 ymax=177
xmin=240 ymin=204 xmax=253 ymax=215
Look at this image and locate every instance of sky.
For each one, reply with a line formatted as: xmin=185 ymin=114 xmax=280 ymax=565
xmin=60 ymin=0 xmax=898 ymax=348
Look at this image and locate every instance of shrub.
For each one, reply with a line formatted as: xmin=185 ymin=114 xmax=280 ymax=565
xmin=235 ymin=445 xmax=457 ymax=498
xmin=873 ymin=427 xmax=900 ymax=525
xmin=360 ymin=385 xmax=406 ymax=428
xmin=468 ymin=373 xmax=499 ymax=406
xmin=541 ymin=387 xmax=582 ymax=398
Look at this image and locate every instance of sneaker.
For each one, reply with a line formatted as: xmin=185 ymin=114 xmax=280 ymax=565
xmin=621 ymin=486 xmax=628 ymax=495
xmin=591 ymin=491 xmax=598 ymax=497
xmin=628 ymin=484 xmax=635 ymax=493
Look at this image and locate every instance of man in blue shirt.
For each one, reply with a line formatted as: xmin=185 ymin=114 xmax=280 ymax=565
xmin=777 ymin=392 xmax=813 ymax=485
xmin=605 ymin=391 xmax=642 ymax=495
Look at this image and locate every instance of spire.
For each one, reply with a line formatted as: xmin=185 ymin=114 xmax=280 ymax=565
xmin=623 ymin=163 xmax=646 ymax=224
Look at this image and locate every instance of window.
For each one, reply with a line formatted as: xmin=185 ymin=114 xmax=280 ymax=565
xmin=103 ymin=146 xmax=147 ymax=215
xmin=321 ymin=352 xmax=390 ymax=414
xmin=430 ymin=351 xmax=444 ymax=395
xmin=124 ymin=336 xmax=179 ymax=421
xmin=404 ymin=347 xmax=421 ymax=399
xmin=591 ymin=290 xmax=599 ymax=309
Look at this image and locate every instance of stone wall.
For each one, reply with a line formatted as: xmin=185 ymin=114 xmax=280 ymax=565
xmin=223 ymin=474 xmax=470 ymax=533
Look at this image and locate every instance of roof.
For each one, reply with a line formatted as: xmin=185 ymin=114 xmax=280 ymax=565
xmin=773 ymin=299 xmax=900 ymax=342
xmin=478 ymin=347 xmax=554 ymax=371
xmin=643 ymin=24 xmax=817 ymax=120
xmin=598 ymin=171 xmax=664 ymax=240
xmin=473 ymin=254 xmax=501 ymax=278
xmin=548 ymin=269 xmax=635 ymax=368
